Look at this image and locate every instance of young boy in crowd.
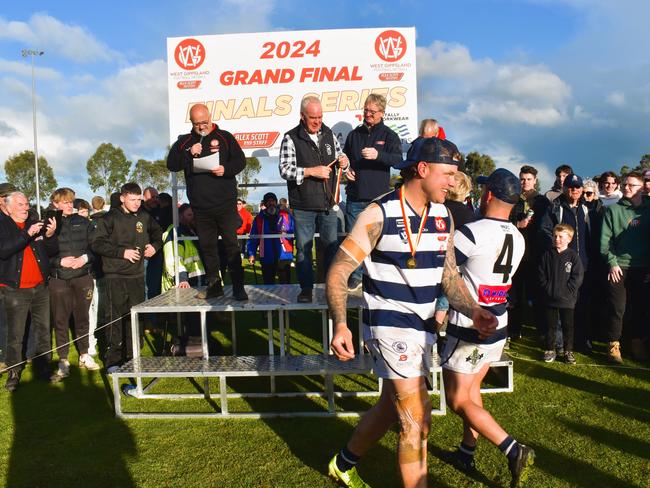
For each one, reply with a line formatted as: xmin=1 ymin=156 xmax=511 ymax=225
xmin=538 ymin=224 xmax=584 ymax=364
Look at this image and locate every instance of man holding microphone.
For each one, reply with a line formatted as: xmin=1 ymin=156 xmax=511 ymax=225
xmin=167 ymin=103 xmax=248 ymax=301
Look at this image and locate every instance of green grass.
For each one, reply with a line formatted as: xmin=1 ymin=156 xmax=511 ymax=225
xmin=1 ymin=281 xmax=649 ymax=486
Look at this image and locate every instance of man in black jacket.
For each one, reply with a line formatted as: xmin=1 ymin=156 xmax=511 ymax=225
xmin=90 ymin=183 xmax=162 ymax=371
xmin=279 ymin=96 xmax=350 ymax=302
xmin=1 ymin=191 xmax=58 ymax=391
xmin=48 ymin=188 xmax=100 ymax=381
xmin=167 ymin=103 xmax=248 ymax=301
xmin=343 ymin=93 xmax=403 ymax=289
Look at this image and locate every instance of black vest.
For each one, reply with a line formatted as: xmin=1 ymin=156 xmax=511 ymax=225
xmin=286 ymin=123 xmax=337 ymax=211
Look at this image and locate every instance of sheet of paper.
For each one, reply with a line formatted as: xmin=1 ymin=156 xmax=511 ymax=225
xmin=192 ymin=151 xmax=220 ymax=173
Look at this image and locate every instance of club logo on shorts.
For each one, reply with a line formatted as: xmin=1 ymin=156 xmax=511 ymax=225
xmin=391 ymin=341 xmax=408 ymax=353
xmin=466 ymin=347 xmax=484 ymax=366
xmin=399 ymin=354 xmax=408 ymax=362
xmin=434 ymin=217 xmax=446 ymax=231
xmin=136 ymin=222 xmax=144 ymax=233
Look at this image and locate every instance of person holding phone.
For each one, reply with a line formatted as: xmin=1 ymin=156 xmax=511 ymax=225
xmin=0 ymin=191 xmax=58 ymax=392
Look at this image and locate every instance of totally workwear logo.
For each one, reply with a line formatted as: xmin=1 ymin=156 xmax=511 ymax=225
xmin=175 ymin=38 xmax=206 ymax=70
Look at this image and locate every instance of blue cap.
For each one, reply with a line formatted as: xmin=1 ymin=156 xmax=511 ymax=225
xmin=477 ymin=168 xmax=521 ymax=204
xmin=395 ymin=137 xmax=463 ymax=170
xmin=562 ymin=173 xmax=583 ymax=188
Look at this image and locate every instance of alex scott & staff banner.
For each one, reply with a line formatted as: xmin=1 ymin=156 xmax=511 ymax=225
xmin=167 ymin=27 xmax=417 ymax=156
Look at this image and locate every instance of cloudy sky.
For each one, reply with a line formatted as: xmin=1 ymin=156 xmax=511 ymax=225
xmin=1 ymin=0 xmax=649 ymax=203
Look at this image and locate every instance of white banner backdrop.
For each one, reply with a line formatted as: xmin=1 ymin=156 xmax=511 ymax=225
xmin=167 ymin=27 xmax=418 ymax=156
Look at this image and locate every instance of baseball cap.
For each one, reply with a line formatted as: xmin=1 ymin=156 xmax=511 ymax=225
xmin=395 ymin=137 xmax=463 ymax=170
xmin=477 ymin=168 xmax=521 ymax=204
xmin=263 ymin=192 xmax=277 ymax=203
xmin=563 ymin=174 xmax=583 ymax=188
xmin=0 ymin=182 xmax=17 ymax=197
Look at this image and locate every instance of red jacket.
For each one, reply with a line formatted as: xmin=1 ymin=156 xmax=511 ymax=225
xmin=237 ymin=207 xmax=253 ymax=235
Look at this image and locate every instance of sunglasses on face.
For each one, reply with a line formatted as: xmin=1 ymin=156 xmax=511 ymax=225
xmin=584 ymin=191 xmax=594 ymax=196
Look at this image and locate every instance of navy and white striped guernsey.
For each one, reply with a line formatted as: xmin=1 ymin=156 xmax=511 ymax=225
xmin=447 ymin=217 xmax=525 ymax=345
xmin=363 ymin=188 xmax=451 ymax=341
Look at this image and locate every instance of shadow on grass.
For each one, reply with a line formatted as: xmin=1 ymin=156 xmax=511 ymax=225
xmin=561 ymin=418 xmax=650 ymax=461
xmin=530 ymin=443 xmax=638 ymax=487
xmin=521 ymin=362 xmax=648 ymax=412
xmin=7 ymin=366 xmax=136 ymax=487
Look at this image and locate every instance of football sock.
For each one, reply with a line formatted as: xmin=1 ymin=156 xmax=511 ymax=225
xmin=457 ymin=441 xmax=476 ymax=464
xmin=336 ymin=447 xmax=360 ymax=472
xmin=498 ymin=436 xmax=520 ymax=463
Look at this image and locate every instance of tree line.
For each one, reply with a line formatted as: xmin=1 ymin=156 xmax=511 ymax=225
xmin=2 ymin=143 xmax=261 ymax=204
xmin=3 ymin=144 xmax=648 ymax=205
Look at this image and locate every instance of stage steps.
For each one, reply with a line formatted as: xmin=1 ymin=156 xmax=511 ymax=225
xmin=109 ymin=354 xmax=447 ymax=419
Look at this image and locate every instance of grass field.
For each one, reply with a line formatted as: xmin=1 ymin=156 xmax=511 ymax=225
xmin=1 ymin=295 xmax=649 ymax=487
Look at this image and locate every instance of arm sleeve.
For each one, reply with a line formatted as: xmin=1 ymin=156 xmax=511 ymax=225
xmin=279 ymin=134 xmax=305 ymax=185
xmin=247 ymin=216 xmax=260 ymax=257
xmin=538 ymin=207 xmax=555 ymax=252
xmin=375 ymin=128 xmax=403 ymax=167
xmin=599 ymin=207 xmax=618 ymax=268
xmin=90 ymin=215 xmax=122 ymax=258
xmin=148 ymin=217 xmax=163 ymax=252
xmin=537 ymin=252 xmax=551 ymax=297
xmin=567 ymin=254 xmax=584 ymax=295
xmin=339 ymin=203 xmax=383 ymax=264
xmin=0 ymin=229 xmax=29 ymax=259
xmin=167 ymin=135 xmax=193 ymax=172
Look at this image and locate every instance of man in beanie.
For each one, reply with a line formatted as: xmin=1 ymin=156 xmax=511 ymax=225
xmin=326 ymin=137 xmax=498 ymax=488
xmin=0 ymin=183 xmax=18 ymax=217
xmin=247 ymin=192 xmax=294 ymax=285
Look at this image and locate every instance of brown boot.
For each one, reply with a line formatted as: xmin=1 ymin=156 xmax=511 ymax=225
xmin=607 ymin=341 xmax=623 ymax=364
xmin=629 ymin=338 xmax=649 ymax=362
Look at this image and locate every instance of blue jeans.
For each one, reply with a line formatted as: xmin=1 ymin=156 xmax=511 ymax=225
xmin=345 ymin=200 xmax=370 ymax=281
xmin=293 ymin=208 xmax=339 ymax=290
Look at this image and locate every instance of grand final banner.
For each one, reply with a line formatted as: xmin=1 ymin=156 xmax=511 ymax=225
xmin=167 ymin=27 xmax=417 ymax=156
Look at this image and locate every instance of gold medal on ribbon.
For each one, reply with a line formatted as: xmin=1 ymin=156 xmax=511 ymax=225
xmin=399 ymin=186 xmax=429 ymax=270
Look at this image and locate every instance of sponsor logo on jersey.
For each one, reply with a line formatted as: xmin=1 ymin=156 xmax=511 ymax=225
xmin=399 ymin=354 xmax=408 ymax=362
xmin=478 ymin=284 xmax=510 ymax=304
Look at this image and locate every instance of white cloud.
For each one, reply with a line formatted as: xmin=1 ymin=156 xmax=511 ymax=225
xmin=417 ymin=41 xmax=492 ymax=78
xmin=0 ymin=13 xmax=121 ymax=63
xmin=606 ymin=91 xmax=625 ymax=107
xmin=417 ymin=41 xmax=573 ymax=127
xmin=0 ymin=58 xmax=62 ymax=80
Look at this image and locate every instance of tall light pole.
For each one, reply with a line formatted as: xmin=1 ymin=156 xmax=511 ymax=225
xmin=21 ymin=49 xmax=44 ymax=217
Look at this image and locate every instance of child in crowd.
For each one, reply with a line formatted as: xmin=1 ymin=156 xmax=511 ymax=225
xmin=538 ymin=223 xmax=584 ymax=364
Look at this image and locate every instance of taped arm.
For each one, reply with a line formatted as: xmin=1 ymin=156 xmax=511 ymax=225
xmin=326 ymin=203 xmax=383 ymax=326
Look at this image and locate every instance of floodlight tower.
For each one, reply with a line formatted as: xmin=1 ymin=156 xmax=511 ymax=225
xmin=21 ymin=49 xmax=45 ymax=217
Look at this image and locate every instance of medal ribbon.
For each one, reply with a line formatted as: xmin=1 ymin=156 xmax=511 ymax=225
xmin=399 ymin=186 xmax=429 ymax=262
xmin=333 ymin=165 xmax=343 ymax=205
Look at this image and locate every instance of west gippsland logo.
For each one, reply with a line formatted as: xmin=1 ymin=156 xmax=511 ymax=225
xmin=175 ymin=38 xmax=206 ymax=71
xmin=374 ymin=30 xmax=407 ymax=63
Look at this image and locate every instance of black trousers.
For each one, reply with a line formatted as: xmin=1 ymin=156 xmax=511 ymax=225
xmin=545 ymin=307 xmax=574 ymax=352
xmin=103 ymin=277 xmax=145 ymax=368
xmin=261 ymin=260 xmax=292 ymax=285
xmin=193 ymin=205 xmax=244 ymax=287
xmin=605 ymin=267 xmax=649 ymax=342
xmin=3 ymin=284 xmax=51 ymax=375
xmin=49 ymin=274 xmax=94 ymax=358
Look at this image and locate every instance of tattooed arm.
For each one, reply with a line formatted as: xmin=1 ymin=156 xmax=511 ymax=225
xmin=441 ymin=228 xmax=498 ymax=338
xmin=327 ymin=204 xmax=383 ymax=360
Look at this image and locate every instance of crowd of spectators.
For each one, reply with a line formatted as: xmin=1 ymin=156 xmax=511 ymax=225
xmin=1 ymin=106 xmax=649 ymax=392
